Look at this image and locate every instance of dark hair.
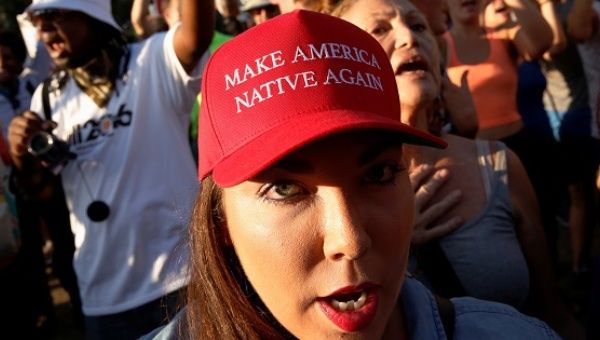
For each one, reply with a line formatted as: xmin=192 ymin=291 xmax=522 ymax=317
xmin=0 ymin=30 xmax=27 ymax=64
xmin=185 ymin=177 xmax=294 ymax=339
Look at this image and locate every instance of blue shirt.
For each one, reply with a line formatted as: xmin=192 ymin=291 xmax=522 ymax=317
xmin=142 ymin=276 xmax=560 ymax=339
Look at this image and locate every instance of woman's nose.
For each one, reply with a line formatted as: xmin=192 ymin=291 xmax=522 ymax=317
xmin=322 ymin=190 xmax=372 ymax=261
xmin=393 ymin=26 xmax=418 ymax=50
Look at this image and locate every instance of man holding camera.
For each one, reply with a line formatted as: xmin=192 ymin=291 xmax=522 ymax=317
xmin=7 ymin=0 xmax=214 ymax=338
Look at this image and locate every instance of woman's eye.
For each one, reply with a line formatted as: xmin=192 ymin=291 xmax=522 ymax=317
xmin=364 ymin=163 xmax=403 ymax=184
xmin=369 ymin=22 xmax=392 ymax=37
xmin=410 ymin=22 xmax=427 ymax=33
xmin=262 ymin=182 xmax=305 ymax=201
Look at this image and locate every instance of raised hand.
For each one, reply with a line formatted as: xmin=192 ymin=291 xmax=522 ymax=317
xmin=410 ymin=164 xmax=463 ymax=246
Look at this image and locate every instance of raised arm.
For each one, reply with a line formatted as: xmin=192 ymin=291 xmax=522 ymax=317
xmin=131 ymin=0 xmax=153 ymax=38
xmin=504 ymin=0 xmax=553 ymax=60
xmin=539 ymin=0 xmax=567 ymax=58
xmin=506 ymin=149 xmax=584 ymax=339
xmin=441 ymin=71 xmax=479 ymax=138
xmin=567 ymin=0 xmax=595 ymax=42
xmin=173 ymin=0 xmax=215 ymax=73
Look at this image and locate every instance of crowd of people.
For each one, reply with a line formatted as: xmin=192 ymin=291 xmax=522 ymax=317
xmin=0 ymin=0 xmax=598 ymax=339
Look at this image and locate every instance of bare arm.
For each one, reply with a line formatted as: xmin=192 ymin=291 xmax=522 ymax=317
xmin=504 ymin=0 xmax=553 ymax=60
xmin=441 ymin=71 xmax=479 ymax=138
xmin=567 ymin=0 xmax=595 ymax=42
xmin=173 ymin=0 xmax=215 ymax=73
xmin=506 ymin=149 xmax=584 ymax=339
xmin=131 ymin=0 xmax=153 ymax=38
xmin=539 ymin=0 xmax=567 ymax=58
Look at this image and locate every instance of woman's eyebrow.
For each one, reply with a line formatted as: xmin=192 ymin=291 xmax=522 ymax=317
xmin=370 ymin=9 xmax=396 ymax=18
xmin=358 ymin=141 xmax=403 ymax=166
xmin=405 ymin=9 xmax=427 ymax=22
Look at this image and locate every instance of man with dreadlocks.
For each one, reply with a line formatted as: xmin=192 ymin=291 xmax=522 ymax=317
xmin=6 ymin=0 xmax=214 ymax=338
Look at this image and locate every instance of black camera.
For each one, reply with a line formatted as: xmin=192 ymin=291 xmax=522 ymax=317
xmin=27 ymin=131 xmax=75 ymax=174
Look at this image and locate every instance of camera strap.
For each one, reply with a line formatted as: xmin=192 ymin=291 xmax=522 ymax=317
xmin=41 ymin=78 xmax=52 ymax=121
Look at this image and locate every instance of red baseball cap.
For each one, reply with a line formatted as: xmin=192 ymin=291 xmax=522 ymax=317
xmin=199 ymin=10 xmax=446 ymax=187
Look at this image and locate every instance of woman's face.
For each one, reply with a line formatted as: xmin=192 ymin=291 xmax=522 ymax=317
xmin=30 ymin=10 xmax=98 ymax=68
xmin=483 ymin=0 xmax=511 ymax=30
xmin=222 ymin=132 xmax=414 ymax=339
xmin=340 ymin=0 xmax=441 ymax=121
xmin=271 ymin=0 xmax=309 ymax=13
xmin=447 ymin=0 xmax=484 ymax=24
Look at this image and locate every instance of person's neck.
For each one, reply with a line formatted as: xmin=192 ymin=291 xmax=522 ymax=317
xmin=401 ymin=104 xmax=446 ymax=167
xmin=382 ymin=298 xmax=408 ymax=340
xmin=74 ymin=52 xmax=113 ymax=79
xmin=401 ymin=104 xmax=429 ymax=132
xmin=451 ymin=19 xmax=484 ymax=38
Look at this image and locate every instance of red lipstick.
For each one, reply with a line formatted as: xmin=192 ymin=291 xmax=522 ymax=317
xmin=318 ymin=283 xmax=379 ymax=332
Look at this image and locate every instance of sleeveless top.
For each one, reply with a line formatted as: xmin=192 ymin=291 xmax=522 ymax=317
xmin=517 ymin=61 xmax=556 ymax=142
xmin=445 ymin=31 xmax=522 ymax=130
xmin=439 ymin=140 xmax=530 ymax=308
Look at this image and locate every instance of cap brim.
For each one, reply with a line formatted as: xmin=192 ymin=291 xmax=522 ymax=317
xmin=25 ymin=1 xmax=121 ymax=31
xmin=241 ymin=0 xmax=273 ymax=11
xmin=211 ymin=109 xmax=446 ymax=187
xmin=241 ymin=4 xmax=272 ymax=11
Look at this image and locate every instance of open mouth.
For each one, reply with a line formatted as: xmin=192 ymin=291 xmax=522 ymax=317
xmin=318 ymin=284 xmax=379 ymax=332
xmin=48 ymin=41 xmax=65 ymax=52
xmin=396 ymin=57 xmax=430 ymax=76
xmin=329 ymin=290 xmax=368 ymax=312
xmin=43 ymin=37 xmax=66 ymax=57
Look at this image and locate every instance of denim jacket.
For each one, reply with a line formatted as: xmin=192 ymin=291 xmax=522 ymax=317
xmin=142 ymin=275 xmax=560 ymax=339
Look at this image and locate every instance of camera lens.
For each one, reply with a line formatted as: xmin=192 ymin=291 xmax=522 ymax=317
xmin=27 ymin=131 xmax=54 ymax=156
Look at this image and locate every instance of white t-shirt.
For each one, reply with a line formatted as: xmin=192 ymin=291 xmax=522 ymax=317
xmin=30 ymin=27 xmax=207 ymax=316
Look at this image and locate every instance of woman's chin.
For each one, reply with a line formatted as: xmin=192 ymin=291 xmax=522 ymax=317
xmin=396 ymin=77 xmax=437 ymax=102
xmin=397 ymin=87 xmax=437 ymax=112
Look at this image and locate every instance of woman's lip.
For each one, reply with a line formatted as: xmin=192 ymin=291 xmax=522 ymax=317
xmin=318 ymin=283 xmax=380 ymax=332
xmin=325 ymin=282 xmax=380 ymax=297
xmin=318 ymin=290 xmax=379 ymax=332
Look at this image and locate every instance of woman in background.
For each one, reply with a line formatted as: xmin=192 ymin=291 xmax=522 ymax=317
xmin=327 ymin=0 xmax=582 ymax=337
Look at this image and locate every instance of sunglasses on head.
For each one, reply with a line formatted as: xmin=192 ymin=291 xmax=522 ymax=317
xmin=28 ymin=9 xmax=74 ymax=28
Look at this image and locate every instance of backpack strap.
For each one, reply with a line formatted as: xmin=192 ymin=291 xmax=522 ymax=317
xmin=435 ymin=294 xmax=455 ymax=339
xmin=414 ymin=241 xmax=467 ymax=299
